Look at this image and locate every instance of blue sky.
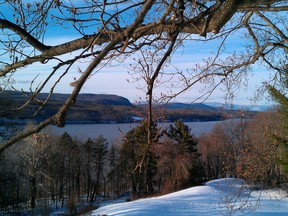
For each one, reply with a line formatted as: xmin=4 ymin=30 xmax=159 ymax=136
xmin=10 ymin=34 xmax=272 ymax=106
xmin=1 ymin=2 xmax=273 ymax=106
xmin=11 ymin=38 xmax=271 ymax=106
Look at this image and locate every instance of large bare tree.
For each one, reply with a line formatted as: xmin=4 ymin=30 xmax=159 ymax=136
xmin=0 ymin=0 xmax=287 ymax=153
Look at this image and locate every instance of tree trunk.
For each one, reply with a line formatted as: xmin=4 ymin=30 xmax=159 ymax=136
xmin=30 ymin=176 xmax=37 ymax=209
xmin=90 ymin=169 xmax=101 ymax=202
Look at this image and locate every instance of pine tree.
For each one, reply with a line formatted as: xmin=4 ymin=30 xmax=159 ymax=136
xmin=165 ymin=120 xmax=201 ymax=187
xmin=268 ymin=77 xmax=288 ymax=177
xmin=166 ymin=120 xmax=198 ymax=154
xmin=120 ymin=121 xmax=159 ymax=198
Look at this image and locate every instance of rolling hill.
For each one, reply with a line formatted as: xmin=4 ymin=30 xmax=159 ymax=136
xmin=90 ymin=178 xmax=288 ymax=216
xmin=0 ymin=91 xmax=254 ymax=124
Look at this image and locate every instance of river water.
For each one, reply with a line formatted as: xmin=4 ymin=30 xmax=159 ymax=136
xmin=50 ymin=121 xmax=222 ymax=142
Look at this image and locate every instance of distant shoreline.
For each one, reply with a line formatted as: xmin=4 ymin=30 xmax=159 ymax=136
xmin=0 ymin=118 xmax=225 ymax=125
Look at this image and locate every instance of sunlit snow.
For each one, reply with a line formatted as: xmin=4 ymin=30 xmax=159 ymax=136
xmin=89 ymin=178 xmax=288 ymax=216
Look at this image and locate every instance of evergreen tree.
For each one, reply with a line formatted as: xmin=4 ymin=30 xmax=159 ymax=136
xmin=120 ymin=121 xmax=159 ymax=198
xmin=267 ymin=68 xmax=288 ymax=177
xmin=165 ymin=120 xmax=202 ymax=187
xmin=166 ymin=120 xmax=198 ymax=154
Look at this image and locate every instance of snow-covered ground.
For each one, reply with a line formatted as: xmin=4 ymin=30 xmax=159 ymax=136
xmin=89 ymin=178 xmax=288 ymax=216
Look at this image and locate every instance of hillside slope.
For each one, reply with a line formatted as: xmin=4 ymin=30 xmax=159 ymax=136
xmin=91 ymin=178 xmax=288 ymax=216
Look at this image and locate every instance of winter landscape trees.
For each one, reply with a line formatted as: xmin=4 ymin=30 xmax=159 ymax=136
xmin=0 ymin=0 xmax=288 ymax=214
xmin=1 ymin=111 xmax=287 ymax=214
xmin=0 ymin=0 xmax=287 ymax=152
xmin=198 ymin=112 xmax=284 ymax=186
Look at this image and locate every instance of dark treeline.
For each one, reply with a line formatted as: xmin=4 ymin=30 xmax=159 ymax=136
xmin=0 ymin=111 xmax=287 ymax=214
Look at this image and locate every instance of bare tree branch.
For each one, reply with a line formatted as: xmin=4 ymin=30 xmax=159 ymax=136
xmin=0 ymin=0 xmax=156 ymax=154
xmin=0 ymin=0 xmax=287 ymax=153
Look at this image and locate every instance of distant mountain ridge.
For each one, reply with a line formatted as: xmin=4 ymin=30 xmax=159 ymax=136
xmin=161 ymin=102 xmax=216 ymax=110
xmin=0 ymin=91 xmax=133 ymax=106
xmin=1 ymin=90 xmax=268 ymax=111
xmin=0 ymin=91 xmax=134 ymax=123
xmin=37 ymin=92 xmax=134 ymax=106
xmin=203 ymin=102 xmax=272 ymax=112
xmin=0 ymin=91 xmax=259 ymax=123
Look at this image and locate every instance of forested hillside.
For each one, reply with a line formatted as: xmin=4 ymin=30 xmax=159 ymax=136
xmin=0 ymin=91 xmax=248 ymax=124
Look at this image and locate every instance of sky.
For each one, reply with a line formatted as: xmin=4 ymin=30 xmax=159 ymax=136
xmin=88 ymin=178 xmax=288 ymax=216
xmin=10 ymin=33 xmax=272 ymax=106
xmin=1 ymin=2 xmax=275 ymax=106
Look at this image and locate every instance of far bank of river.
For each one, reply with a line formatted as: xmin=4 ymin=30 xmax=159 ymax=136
xmin=50 ymin=120 xmax=233 ymax=142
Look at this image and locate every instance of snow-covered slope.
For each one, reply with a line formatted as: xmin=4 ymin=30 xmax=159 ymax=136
xmin=90 ymin=178 xmax=288 ymax=216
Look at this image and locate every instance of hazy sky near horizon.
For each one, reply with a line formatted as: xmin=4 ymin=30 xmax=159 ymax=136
xmin=2 ymin=3 xmax=273 ymax=106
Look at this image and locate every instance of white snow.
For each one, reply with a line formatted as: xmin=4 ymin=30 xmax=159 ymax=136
xmin=89 ymin=178 xmax=288 ymax=216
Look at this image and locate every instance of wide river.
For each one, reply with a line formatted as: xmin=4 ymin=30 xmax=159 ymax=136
xmin=50 ymin=121 xmax=224 ymax=142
